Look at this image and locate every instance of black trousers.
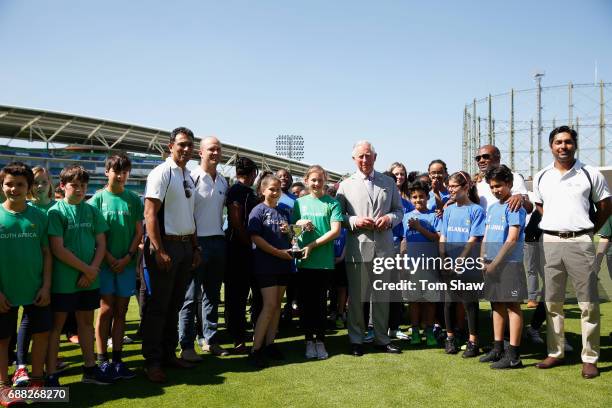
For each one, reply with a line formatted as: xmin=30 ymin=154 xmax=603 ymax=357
xmin=224 ymin=243 xmax=258 ymax=344
xmin=141 ymin=239 xmax=193 ymax=366
xmin=297 ymin=268 xmax=328 ymax=341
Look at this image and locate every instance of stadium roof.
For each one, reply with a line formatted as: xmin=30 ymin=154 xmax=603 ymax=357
xmin=0 ymin=104 xmax=344 ymax=181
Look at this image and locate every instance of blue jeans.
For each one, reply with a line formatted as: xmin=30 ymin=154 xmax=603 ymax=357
xmin=179 ymin=236 xmax=226 ymax=349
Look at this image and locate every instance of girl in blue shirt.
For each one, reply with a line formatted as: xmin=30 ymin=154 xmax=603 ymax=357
xmin=427 ymin=160 xmax=451 ymax=212
xmin=439 ymin=171 xmax=485 ymax=357
xmin=479 ymin=165 xmax=527 ymax=369
xmin=247 ymin=174 xmax=293 ymax=368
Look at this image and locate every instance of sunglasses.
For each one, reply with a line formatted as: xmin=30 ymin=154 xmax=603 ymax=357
xmin=474 ymin=153 xmax=492 ymax=161
xmin=182 ymin=173 xmax=192 ymax=199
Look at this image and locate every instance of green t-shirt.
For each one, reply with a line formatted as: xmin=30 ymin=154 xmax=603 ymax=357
xmin=47 ymin=200 xmax=109 ymax=294
xmin=28 ymin=200 xmax=56 ymax=214
xmin=0 ymin=205 xmax=48 ymax=305
xmin=88 ymin=189 xmax=144 ymax=267
xmin=292 ymin=194 xmax=343 ymax=269
xmin=598 ymin=216 xmax=612 ymax=237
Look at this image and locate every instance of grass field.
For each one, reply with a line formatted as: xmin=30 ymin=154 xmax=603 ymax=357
xmin=26 ymin=298 xmax=611 ymax=408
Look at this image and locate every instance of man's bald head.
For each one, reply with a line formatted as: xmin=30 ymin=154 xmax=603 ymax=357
xmin=200 ymin=136 xmax=222 ymax=169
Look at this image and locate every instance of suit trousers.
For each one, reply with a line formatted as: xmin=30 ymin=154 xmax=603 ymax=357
xmin=346 ymin=261 xmax=390 ymax=345
xmin=542 ymin=233 xmax=600 ymax=363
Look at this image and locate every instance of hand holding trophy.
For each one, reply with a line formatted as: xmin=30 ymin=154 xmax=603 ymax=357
xmin=289 ymin=224 xmax=305 ymax=259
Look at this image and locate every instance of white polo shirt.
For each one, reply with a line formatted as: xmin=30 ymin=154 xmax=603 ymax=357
xmin=477 ymin=171 xmax=528 ymax=213
xmin=191 ymin=166 xmax=228 ymax=237
xmin=145 ymin=157 xmax=196 ymax=236
xmin=533 ymin=159 xmax=610 ymax=232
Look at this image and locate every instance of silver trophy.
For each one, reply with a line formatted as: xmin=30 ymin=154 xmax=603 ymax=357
xmin=289 ymin=224 xmax=305 ymax=259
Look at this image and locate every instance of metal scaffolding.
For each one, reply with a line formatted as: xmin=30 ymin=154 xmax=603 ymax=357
xmin=462 ymin=80 xmax=612 ymax=179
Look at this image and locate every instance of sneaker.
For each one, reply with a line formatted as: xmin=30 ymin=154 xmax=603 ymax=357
xmin=113 ymin=362 xmax=137 ymax=380
xmin=45 ymin=374 xmax=60 ymax=387
xmin=99 ymin=361 xmax=121 ymax=381
xmin=564 ymin=340 xmax=574 ymax=353
xmin=231 ymin=343 xmax=250 ymax=355
xmin=479 ymin=348 xmax=503 ymax=363
xmin=108 ymin=335 xmax=134 ymax=348
xmin=202 ymin=343 xmax=230 ymax=357
xmin=81 ymin=364 xmax=117 ymax=385
xmin=56 ymin=359 xmax=70 ymax=374
xmin=11 ymin=367 xmax=29 ymax=387
xmin=462 ymin=340 xmax=480 ymax=358
xmin=433 ymin=324 xmax=445 ymax=345
xmin=364 ymin=328 xmax=375 ymax=343
xmin=264 ymin=344 xmax=284 ymax=361
xmin=388 ymin=329 xmax=409 ymax=340
xmin=425 ymin=327 xmax=437 ymax=346
xmin=491 ymin=353 xmax=523 ymax=369
xmin=249 ymin=349 xmax=268 ymax=369
xmin=445 ymin=337 xmax=458 ymax=354
xmin=411 ymin=328 xmax=421 ymax=344
xmin=315 ymin=341 xmax=329 ymax=360
xmin=1 ymin=384 xmax=24 ymax=407
xmin=180 ymin=348 xmax=204 ymax=362
xmin=524 ymin=325 xmax=544 ymax=345
xmin=305 ymin=341 xmax=317 ymax=359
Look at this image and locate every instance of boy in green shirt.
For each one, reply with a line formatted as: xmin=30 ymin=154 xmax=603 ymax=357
xmin=0 ymin=162 xmax=51 ymax=397
xmin=88 ymin=153 xmax=143 ymax=380
xmin=46 ymin=165 xmax=113 ymax=386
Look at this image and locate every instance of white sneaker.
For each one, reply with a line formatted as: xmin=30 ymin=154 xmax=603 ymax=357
xmin=180 ymin=348 xmax=204 ymax=362
xmin=305 ymin=341 xmax=317 ymax=359
xmin=107 ymin=336 xmax=134 ymax=348
xmin=395 ymin=330 xmax=410 ymax=340
xmin=315 ymin=341 xmax=328 ymax=360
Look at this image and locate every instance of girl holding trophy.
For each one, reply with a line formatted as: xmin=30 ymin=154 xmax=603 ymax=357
xmin=247 ymin=174 xmax=293 ymax=368
xmin=292 ymin=165 xmax=343 ymax=360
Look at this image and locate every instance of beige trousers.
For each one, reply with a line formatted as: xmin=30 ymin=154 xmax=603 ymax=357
xmin=542 ymin=233 xmax=600 ymax=363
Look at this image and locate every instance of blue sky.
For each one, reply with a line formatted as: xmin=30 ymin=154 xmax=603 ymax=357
xmin=1 ymin=0 xmax=610 ymax=175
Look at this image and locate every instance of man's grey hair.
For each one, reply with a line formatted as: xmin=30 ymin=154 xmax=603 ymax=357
xmin=352 ymin=140 xmax=376 ymax=157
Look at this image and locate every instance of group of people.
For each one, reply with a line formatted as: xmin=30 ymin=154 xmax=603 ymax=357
xmin=0 ymin=125 xmax=609 ymax=402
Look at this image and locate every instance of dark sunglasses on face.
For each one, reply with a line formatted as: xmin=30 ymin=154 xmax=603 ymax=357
xmin=183 ymin=179 xmax=192 ymax=198
xmin=474 ymin=154 xmax=492 ymax=162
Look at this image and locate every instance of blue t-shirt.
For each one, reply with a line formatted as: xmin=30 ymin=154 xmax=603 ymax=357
xmin=248 ymin=203 xmax=292 ymax=275
xmin=439 ymin=203 xmax=486 ymax=258
xmin=392 ymin=197 xmax=414 ymax=244
xmin=483 ymin=202 xmax=526 ymax=262
xmin=403 ymin=209 xmax=440 ymax=258
xmin=428 ymin=190 xmax=450 ymax=211
xmin=277 ymin=192 xmax=296 ymax=213
xmin=333 ymin=228 xmax=347 ymax=258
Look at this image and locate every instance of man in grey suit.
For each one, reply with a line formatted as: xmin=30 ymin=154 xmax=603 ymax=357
xmin=336 ymin=141 xmax=404 ymax=356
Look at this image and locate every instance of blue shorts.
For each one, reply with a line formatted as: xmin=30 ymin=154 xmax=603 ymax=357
xmin=99 ymin=266 xmax=137 ymax=298
xmin=0 ymin=305 xmax=52 ymax=339
xmin=51 ymin=289 xmax=100 ymax=313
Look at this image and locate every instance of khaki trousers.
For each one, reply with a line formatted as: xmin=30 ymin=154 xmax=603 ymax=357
xmin=542 ymin=233 xmax=599 ymax=363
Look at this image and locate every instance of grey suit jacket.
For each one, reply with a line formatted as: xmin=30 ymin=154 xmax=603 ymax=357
xmin=336 ymin=171 xmax=404 ymax=263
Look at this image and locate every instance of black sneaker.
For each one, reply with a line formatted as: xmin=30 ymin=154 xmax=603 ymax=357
xmin=264 ymin=344 xmax=285 ymax=361
xmin=479 ymin=348 xmax=503 ymax=363
xmin=462 ymin=340 xmax=480 ymax=358
xmin=491 ymin=354 xmax=523 ymax=369
xmin=445 ymin=337 xmax=458 ymax=354
xmin=249 ymin=349 xmax=269 ymax=369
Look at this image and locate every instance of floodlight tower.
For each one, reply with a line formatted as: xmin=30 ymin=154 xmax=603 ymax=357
xmin=275 ymin=135 xmax=304 ymax=161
